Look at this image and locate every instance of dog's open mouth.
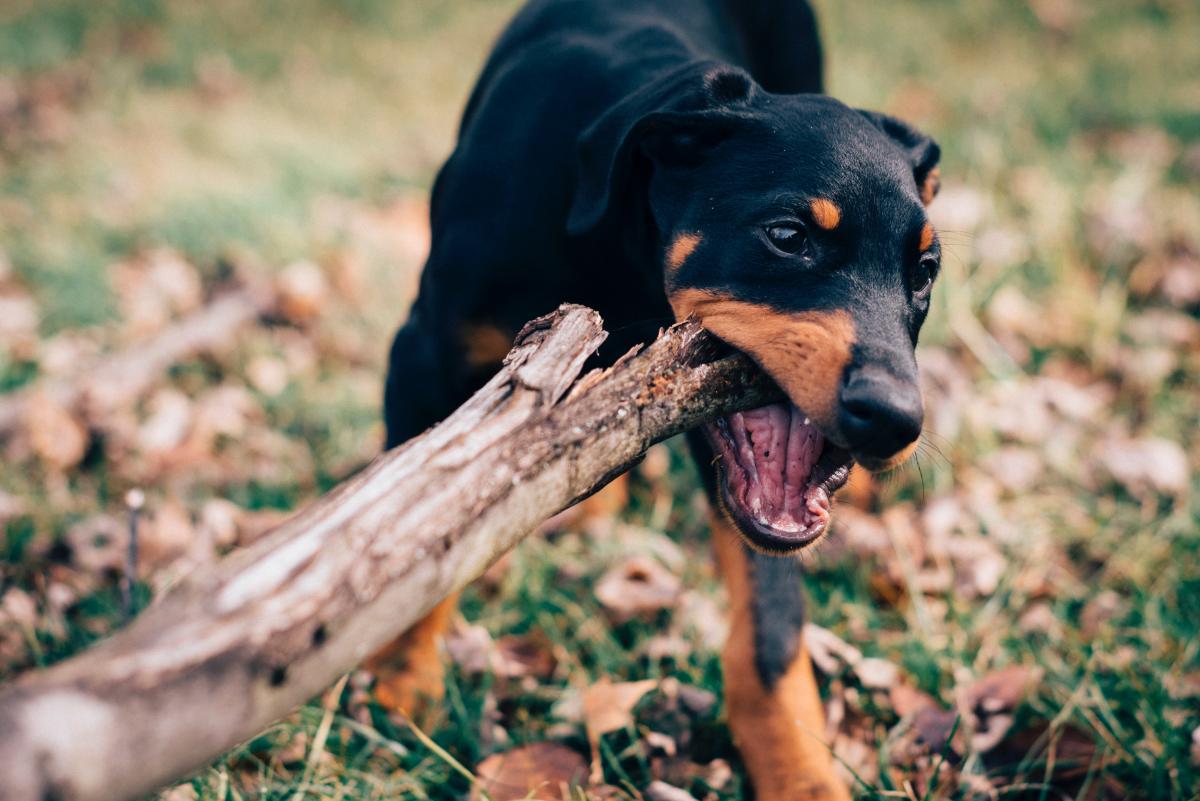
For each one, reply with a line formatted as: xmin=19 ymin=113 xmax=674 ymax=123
xmin=706 ymin=402 xmax=853 ymax=553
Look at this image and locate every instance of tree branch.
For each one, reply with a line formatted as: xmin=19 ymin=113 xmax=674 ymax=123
xmin=0 ymin=304 xmax=779 ymax=801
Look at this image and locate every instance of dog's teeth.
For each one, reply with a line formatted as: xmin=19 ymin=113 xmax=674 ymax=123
xmin=803 ymin=416 xmax=810 ymax=426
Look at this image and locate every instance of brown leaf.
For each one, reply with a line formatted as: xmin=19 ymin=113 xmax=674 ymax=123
xmin=493 ymin=633 xmax=557 ymax=680
xmin=966 ymin=666 xmax=1041 ymax=752
xmin=804 ymin=623 xmax=863 ymax=676
xmin=25 ymin=393 xmax=88 ymax=470
xmin=594 ymin=555 xmax=681 ymax=623
xmin=582 ymin=678 xmax=657 ymax=782
xmin=275 ymin=260 xmax=329 ymax=325
xmin=675 ymin=590 xmax=726 ymax=651
xmin=1 ymin=588 xmax=37 ymax=629
xmin=65 ymin=514 xmax=127 ymax=575
xmin=645 ymin=780 xmax=698 ymax=801
xmin=1095 ymin=435 xmax=1189 ymax=499
xmin=855 ymin=657 xmax=901 ymax=690
xmin=0 ymin=490 xmax=27 ymax=526
xmin=886 ymin=705 xmax=964 ymax=798
xmin=446 ymin=622 xmax=493 ymax=676
xmin=1080 ymin=589 xmax=1126 ymax=637
xmin=473 ymin=742 xmax=587 ymax=801
xmin=197 ymin=499 xmax=243 ymax=550
xmin=111 ymin=248 xmax=203 ymax=339
xmin=139 ymin=498 xmax=197 ymax=574
xmin=245 ymin=355 xmax=290 ymax=396
xmin=968 ymin=666 xmax=1038 ymax=715
xmin=137 ymin=389 xmax=194 ymax=456
xmin=983 ymin=446 xmax=1043 ymax=494
xmin=890 ymin=683 xmax=940 ymax=718
xmin=157 ymin=784 xmax=198 ymax=801
xmin=0 ymin=290 xmax=38 ymax=358
xmin=1027 ymin=0 xmax=1085 ymax=34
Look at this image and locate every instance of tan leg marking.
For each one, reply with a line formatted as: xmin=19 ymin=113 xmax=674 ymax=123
xmin=669 ymin=289 xmax=855 ymax=430
xmin=713 ymin=514 xmax=851 ymax=801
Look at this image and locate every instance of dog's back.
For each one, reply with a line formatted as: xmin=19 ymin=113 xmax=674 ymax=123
xmin=375 ymin=6 xmax=945 ymax=800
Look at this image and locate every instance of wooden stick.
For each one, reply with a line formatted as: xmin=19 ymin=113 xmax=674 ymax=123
xmin=0 ymin=304 xmax=779 ymax=801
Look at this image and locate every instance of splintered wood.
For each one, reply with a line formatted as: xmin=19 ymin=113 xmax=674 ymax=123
xmin=0 ymin=304 xmax=779 ymax=801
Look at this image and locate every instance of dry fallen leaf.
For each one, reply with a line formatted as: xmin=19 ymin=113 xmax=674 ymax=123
xmin=675 ymin=590 xmax=726 ymax=652
xmin=1079 ymin=589 xmax=1126 ymax=637
xmin=582 ymin=678 xmax=657 ymax=782
xmin=139 ymin=498 xmax=197 ymax=575
xmin=0 ymin=291 xmax=38 ymax=358
xmin=137 ymin=388 xmax=194 ymax=457
xmin=1 ymin=588 xmax=37 ymax=630
xmin=197 ymin=498 xmax=242 ymax=550
xmin=966 ymin=665 xmax=1041 ymax=752
xmin=890 ymin=683 xmax=940 ymax=718
xmin=1095 ymin=435 xmax=1189 ymax=499
xmin=594 ymin=554 xmax=681 ymax=623
xmin=446 ymin=622 xmax=493 ymax=676
xmin=245 ymin=355 xmax=290 ymax=396
xmin=65 ymin=514 xmax=127 ymax=576
xmin=804 ymin=623 xmax=863 ymax=676
xmin=886 ymin=704 xmax=964 ymax=799
xmin=156 ymin=783 xmax=199 ymax=801
xmin=275 ymin=260 xmax=329 ymax=325
xmin=24 ymin=393 xmax=88 ymax=471
xmin=645 ymin=780 xmax=698 ymax=801
xmin=111 ymin=248 xmax=203 ymax=339
xmin=472 ymin=741 xmax=587 ymax=801
xmin=855 ymin=657 xmax=901 ymax=690
xmin=0 ymin=491 xmax=27 ymax=527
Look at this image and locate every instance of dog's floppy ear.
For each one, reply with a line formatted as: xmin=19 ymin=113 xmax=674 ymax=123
xmin=567 ymin=64 xmax=757 ymax=235
xmin=858 ymin=110 xmax=941 ymax=205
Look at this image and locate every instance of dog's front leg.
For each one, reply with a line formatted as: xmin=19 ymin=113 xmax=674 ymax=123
xmin=713 ymin=514 xmax=852 ymax=801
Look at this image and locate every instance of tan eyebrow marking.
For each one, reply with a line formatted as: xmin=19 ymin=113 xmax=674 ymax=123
xmin=919 ymin=222 xmax=935 ymax=252
xmin=809 ymin=198 xmax=841 ymax=230
xmin=666 ymin=232 xmax=701 ymax=273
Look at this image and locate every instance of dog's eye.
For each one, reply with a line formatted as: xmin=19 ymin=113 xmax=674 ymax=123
xmin=913 ymin=256 xmax=938 ymax=299
xmin=764 ymin=224 xmax=808 ymax=256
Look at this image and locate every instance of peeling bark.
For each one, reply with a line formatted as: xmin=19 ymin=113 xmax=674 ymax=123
xmin=0 ymin=304 xmax=779 ymax=801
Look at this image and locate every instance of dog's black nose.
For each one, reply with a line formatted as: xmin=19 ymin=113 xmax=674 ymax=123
xmin=838 ymin=368 xmax=923 ymax=463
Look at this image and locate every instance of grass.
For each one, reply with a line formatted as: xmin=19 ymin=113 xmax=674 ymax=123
xmin=1 ymin=0 xmax=1198 ymax=799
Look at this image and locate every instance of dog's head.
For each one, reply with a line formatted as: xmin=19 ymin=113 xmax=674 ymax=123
xmin=568 ymin=65 xmax=941 ymax=553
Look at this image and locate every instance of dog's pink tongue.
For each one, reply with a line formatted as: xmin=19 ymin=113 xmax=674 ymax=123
xmin=732 ymin=403 xmax=823 ymax=533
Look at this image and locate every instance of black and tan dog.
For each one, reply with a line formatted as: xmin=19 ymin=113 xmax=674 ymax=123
xmin=370 ymin=0 xmax=941 ymax=797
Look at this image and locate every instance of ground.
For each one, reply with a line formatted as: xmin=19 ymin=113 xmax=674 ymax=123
xmin=0 ymin=0 xmax=1198 ymax=799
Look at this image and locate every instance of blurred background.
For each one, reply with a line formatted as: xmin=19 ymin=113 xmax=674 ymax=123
xmin=0 ymin=1 xmax=1197 ymax=799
